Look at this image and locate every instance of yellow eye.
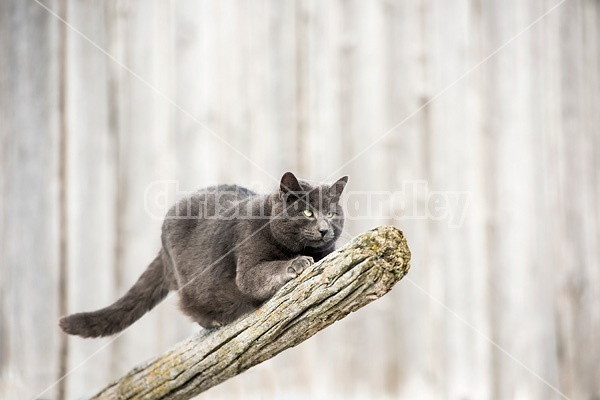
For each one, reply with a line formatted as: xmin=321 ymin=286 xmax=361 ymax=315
xmin=303 ymin=209 xmax=313 ymax=217
xmin=326 ymin=212 xmax=334 ymax=218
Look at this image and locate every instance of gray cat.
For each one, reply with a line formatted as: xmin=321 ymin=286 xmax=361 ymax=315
xmin=60 ymin=172 xmax=348 ymax=338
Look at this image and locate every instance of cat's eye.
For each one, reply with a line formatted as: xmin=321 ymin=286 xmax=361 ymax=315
xmin=303 ymin=209 xmax=313 ymax=218
xmin=326 ymin=211 xmax=334 ymax=218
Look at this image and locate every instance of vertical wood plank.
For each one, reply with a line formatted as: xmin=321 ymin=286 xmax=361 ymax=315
xmin=343 ymin=1 xmax=394 ymax=397
xmin=305 ymin=0 xmax=345 ymax=180
xmin=384 ymin=0 xmax=437 ymax=398
xmin=107 ymin=0 xmax=178 ymax=377
xmin=59 ymin=0 xmax=118 ymax=397
xmin=554 ymin=0 xmax=600 ymax=398
xmin=173 ymin=0 xmax=220 ymax=189
xmin=483 ymin=0 xmax=563 ymax=398
xmin=427 ymin=1 xmax=490 ymax=398
xmin=540 ymin=1 xmax=567 ymax=399
xmin=0 ymin=1 xmax=61 ymax=398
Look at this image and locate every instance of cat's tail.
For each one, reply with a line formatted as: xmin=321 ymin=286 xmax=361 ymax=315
xmin=59 ymin=252 xmax=173 ymax=338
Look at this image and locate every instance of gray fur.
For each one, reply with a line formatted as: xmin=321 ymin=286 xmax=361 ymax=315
xmin=59 ymin=172 xmax=348 ymax=337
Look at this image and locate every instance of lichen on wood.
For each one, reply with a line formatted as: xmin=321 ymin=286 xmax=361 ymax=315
xmin=90 ymin=225 xmax=411 ymax=400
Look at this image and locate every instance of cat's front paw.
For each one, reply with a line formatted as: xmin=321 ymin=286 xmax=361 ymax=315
xmin=286 ymin=256 xmax=314 ymax=279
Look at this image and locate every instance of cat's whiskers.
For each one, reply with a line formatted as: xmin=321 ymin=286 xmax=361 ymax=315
xmin=302 ymin=238 xmax=309 ymax=250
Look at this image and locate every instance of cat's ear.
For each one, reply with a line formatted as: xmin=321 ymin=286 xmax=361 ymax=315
xmin=280 ymin=171 xmax=303 ymax=195
xmin=329 ymin=176 xmax=348 ymax=200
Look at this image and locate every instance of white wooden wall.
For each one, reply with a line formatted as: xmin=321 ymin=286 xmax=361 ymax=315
xmin=1 ymin=1 xmax=599 ymax=399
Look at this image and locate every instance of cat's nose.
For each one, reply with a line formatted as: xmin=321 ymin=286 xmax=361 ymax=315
xmin=319 ymin=228 xmax=329 ymax=238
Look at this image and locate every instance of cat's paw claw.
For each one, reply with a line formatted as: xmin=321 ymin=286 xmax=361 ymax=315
xmin=287 ymin=256 xmax=314 ymax=278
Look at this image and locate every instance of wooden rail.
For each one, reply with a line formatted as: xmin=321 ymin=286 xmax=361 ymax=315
xmin=90 ymin=226 xmax=411 ymax=400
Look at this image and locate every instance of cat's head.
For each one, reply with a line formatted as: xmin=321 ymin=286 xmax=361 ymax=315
xmin=270 ymin=172 xmax=348 ymax=252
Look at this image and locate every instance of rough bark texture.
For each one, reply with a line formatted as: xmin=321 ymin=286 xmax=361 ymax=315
xmin=90 ymin=226 xmax=411 ymax=400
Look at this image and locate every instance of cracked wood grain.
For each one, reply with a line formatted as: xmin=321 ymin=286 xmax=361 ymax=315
xmin=90 ymin=226 xmax=411 ymax=400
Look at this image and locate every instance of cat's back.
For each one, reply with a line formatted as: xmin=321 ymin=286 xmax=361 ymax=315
xmin=165 ymin=184 xmax=256 ymax=220
xmin=162 ymin=184 xmax=258 ymax=269
xmin=201 ymin=184 xmax=256 ymax=208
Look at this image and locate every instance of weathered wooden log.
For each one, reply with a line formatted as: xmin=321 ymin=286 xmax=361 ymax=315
xmin=91 ymin=226 xmax=411 ymax=399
